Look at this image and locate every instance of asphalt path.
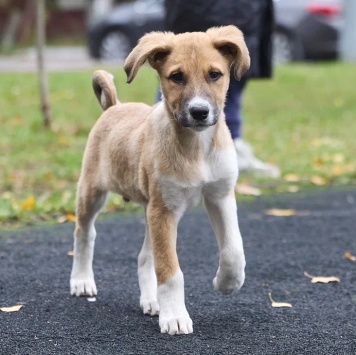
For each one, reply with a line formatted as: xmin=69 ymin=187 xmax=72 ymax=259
xmin=1 ymin=188 xmax=356 ymax=354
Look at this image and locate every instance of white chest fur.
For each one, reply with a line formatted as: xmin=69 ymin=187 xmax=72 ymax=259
xmin=157 ymin=147 xmax=238 ymax=216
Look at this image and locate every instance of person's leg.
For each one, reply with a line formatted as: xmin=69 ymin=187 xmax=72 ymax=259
xmin=224 ymin=76 xmax=246 ymax=139
xmin=225 ymin=76 xmax=280 ymax=178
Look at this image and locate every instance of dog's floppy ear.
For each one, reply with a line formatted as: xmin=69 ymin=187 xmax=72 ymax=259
xmin=207 ymin=26 xmax=250 ymax=81
xmin=124 ymin=32 xmax=175 ymax=83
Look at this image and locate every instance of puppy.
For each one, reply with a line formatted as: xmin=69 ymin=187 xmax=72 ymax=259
xmin=70 ymin=26 xmax=250 ymax=335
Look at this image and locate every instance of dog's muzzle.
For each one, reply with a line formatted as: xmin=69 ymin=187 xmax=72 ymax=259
xmin=176 ymin=97 xmax=218 ymax=130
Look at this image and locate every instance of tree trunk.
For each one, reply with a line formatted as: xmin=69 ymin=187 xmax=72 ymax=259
xmin=36 ymin=0 xmax=51 ymax=128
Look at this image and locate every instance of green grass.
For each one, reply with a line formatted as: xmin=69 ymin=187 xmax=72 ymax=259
xmin=0 ymin=62 xmax=355 ymax=227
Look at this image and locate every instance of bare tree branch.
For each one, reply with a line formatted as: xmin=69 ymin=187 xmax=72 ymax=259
xmin=36 ymin=0 xmax=51 ymax=128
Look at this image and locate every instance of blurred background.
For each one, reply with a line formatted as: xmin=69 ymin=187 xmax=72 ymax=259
xmin=0 ymin=0 xmax=345 ymax=63
xmin=0 ymin=0 xmax=355 ymax=228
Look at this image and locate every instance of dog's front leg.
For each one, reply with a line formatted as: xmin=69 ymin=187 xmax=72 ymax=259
xmin=204 ymin=191 xmax=245 ymax=295
xmin=146 ymin=201 xmax=193 ymax=335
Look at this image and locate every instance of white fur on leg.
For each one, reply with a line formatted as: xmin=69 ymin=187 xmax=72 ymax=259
xmin=158 ymin=270 xmax=193 ymax=335
xmin=138 ymin=230 xmax=159 ymax=316
xmin=70 ymin=226 xmax=97 ymax=296
xmin=204 ymin=194 xmax=245 ymax=295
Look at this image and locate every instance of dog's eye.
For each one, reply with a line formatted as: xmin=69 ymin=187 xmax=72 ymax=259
xmin=169 ymin=72 xmax=184 ymax=84
xmin=209 ymin=71 xmax=222 ymax=81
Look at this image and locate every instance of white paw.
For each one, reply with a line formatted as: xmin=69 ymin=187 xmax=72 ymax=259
xmin=70 ymin=277 xmax=97 ymax=297
xmin=159 ymin=317 xmax=193 ymax=335
xmin=140 ymin=299 xmax=159 ymax=316
xmin=213 ymin=268 xmax=245 ymax=295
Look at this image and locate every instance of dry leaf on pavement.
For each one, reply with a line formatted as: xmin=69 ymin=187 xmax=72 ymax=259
xmin=287 ymin=185 xmax=299 ymax=193
xmin=268 ymin=293 xmax=292 ymax=308
xmin=304 ymin=271 xmax=340 ymax=284
xmin=0 ymin=305 xmax=23 ymax=313
xmin=264 ymin=209 xmax=297 ymax=217
xmin=235 ymin=184 xmax=262 ymax=196
xmin=344 ymin=251 xmax=356 ymax=262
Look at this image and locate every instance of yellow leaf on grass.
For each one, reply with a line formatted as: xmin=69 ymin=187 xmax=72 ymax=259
xmin=19 ymin=196 xmax=35 ymax=211
xmin=304 ymin=271 xmax=340 ymax=284
xmin=283 ymin=174 xmax=301 ymax=183
xmin=310 ymin=176 xmax=327 ymax=186
xmin=344 ymin=251 xmax=356 ymax=262
xmin=0 ymin=305 xmax=23 ymax=312
xmin=332 ymin=153 xmax=345 ymax=163
xmin=332 ymin=165 xmax=344 ymax=176
xmin=268 ymin=293 xmax=292 ymax=308
xmin=65 ymin=213 xmax=76 ymax=222
xmin=264 ymin=209 xmax=297 ymax=217
xmin=235 ymin=184 xmax=262 ymax=196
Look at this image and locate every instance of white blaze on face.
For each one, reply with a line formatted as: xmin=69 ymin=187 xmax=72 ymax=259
xmin=187 ymin=96 xmax=214 ymax=125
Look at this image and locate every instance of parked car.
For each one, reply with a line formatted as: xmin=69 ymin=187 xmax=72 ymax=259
xmin=273 ymin=0 xmax=342 ymax=63
xmin=87 ymin=0 xmax=342 ymax=63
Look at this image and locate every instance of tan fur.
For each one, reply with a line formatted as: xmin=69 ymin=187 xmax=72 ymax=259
xmin=74 ymin=26 xmax=250 ymax=285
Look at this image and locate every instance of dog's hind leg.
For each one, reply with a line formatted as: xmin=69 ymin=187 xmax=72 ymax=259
xmin=70 ymin=183 xmax=107 ymax=297
xmin=204 ymin=191 xmax=246 ymax=295
xmin=137 ymin=209 xmax=159 ymax=316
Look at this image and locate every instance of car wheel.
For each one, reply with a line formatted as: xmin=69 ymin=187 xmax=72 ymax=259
xmin=99 ymin=29 xmax=132 ymax=62
xmin=273 ymin=30 xmax=303 ymax=64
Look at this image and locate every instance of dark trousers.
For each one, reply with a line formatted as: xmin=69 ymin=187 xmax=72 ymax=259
xmin=224 ymin=76 xmax=247 ymax=139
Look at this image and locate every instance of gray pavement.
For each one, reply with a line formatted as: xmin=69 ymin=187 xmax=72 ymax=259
xmin=1 ymin=187 xmax=356 ymax=354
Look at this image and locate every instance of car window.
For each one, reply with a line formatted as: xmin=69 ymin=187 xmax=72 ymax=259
xmin=134 ymin=0 xmax=163 ymax=15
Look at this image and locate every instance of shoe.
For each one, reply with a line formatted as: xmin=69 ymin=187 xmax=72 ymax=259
xmin=234 ymin=138 xmax=280 ymax=178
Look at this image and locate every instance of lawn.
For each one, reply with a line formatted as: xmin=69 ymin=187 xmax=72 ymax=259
xmin=1 ymin=62 xmax=355 ymax=227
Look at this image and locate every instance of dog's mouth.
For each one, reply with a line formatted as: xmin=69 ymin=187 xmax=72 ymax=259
xmin=174 ymin=113 xmax=218 ymax=130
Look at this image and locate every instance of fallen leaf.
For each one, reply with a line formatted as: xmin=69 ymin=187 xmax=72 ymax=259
xmin=304 ymin=271 xmax=340 ymax=284
xmin=264 ymin=209 xmax=297 ymax=217
xmin=57 ymin=215 xmax=67 ymax=224
xmin=67 ymin=250 xmax=74 ymax=257
xmin=0 ymin=305 xmax=23 ymax=312
xmin=313 ymin=156 xmax=324 ymax=168
xmin=310 ymin=176 xmax=327 ymax=186
xmin=235 ymin=184 xmax=262 ymax=196
xmin=344 ymin=251 xmax=356 ymax=262
xmin=333 ymin=153 xmax=345 ymax=164
xmin=19 ymin=196 xmax=35 ymax=211
xmin=57 ymin=213 xmax=76 ymax=224
xmin=65 ymin=213 xmax=76 ymax=222
xmin=268 ymin=293 xmax=292 ymax=308
xmin=287 ymin=185 xmax=299 ymax=193
xmin=332 ymin=165 xmax=344 ymax=176
xmin=283 ymin=174 xmax=301 ymax=183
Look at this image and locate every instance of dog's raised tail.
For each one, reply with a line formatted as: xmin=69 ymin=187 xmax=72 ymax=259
xmin=92 ymin=70 xmax=120 ymax=111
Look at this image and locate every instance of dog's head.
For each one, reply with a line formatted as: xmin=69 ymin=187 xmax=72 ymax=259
xmin=124 ymin=26 xmax=250 ymax=131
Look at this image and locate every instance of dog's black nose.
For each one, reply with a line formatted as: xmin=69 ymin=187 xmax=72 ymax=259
xmin=189 ymin=106 xmax=209 ymax=121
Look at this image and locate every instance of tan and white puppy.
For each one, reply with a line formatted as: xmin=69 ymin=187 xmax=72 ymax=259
xmin=70 ymin=26 xmax=250 ymax=335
